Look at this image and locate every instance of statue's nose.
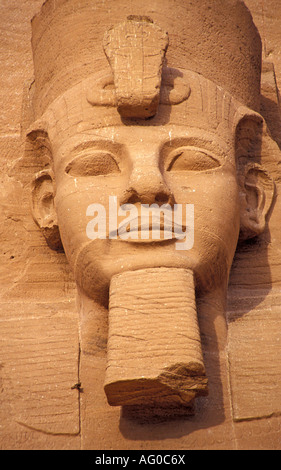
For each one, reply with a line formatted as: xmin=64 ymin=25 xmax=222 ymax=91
xmin=120 ymin=165 xmax=174 ymax=206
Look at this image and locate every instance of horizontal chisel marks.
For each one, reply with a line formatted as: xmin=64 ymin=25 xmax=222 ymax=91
xmin=0 ymin=315 xmax=79 ymax=435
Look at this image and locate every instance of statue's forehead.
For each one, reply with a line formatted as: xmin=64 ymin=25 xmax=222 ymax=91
xmin=56 ymin=124 xmax=230 ymax=158
xmin=43 ymin=69 xmax=240 ymax=148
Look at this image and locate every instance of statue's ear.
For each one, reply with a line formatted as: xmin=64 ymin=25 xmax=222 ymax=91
xmin=31 ymin=169 xmax=63 ymax=250
xmin=28 ymin=129 xmax=63 ymax=251
xmin=239 ymin=162 xmax=275 ymax=240
xmin=235 ymin=110 xmax=275 ymax=240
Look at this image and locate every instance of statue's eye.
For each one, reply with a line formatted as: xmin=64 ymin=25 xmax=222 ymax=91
xmin=167 ymin=147 xmax=221 ymax=172
xmin=66 ymin=152 xmax=120 ymax=176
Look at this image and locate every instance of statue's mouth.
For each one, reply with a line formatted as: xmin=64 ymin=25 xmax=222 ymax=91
xmin=109 ymin=215 xmax=187 ymax=243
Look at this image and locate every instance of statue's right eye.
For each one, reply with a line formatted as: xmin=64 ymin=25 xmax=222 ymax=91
xmin=65 ymin=152 xmax=121 ymax=176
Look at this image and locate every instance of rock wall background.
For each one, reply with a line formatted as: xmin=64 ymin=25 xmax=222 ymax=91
xmin=0 ymin=0 xmax=280 ymax=449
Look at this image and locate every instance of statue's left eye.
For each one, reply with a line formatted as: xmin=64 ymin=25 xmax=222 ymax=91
xmin=166 ymin=147 xmax=221 ymax=172
xmin=65 ymin=152 xmax=120 ymax=176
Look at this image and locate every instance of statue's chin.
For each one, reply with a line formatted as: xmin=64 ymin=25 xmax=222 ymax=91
xmin=72 ymin=237 xmax=230 ymax=303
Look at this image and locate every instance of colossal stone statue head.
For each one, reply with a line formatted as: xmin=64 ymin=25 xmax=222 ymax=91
xmin=27 ymin=0 xmax=275 ymax=415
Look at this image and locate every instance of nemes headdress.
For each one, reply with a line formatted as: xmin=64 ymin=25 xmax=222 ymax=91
xmin=30 ymin=0 xmax=261 ymax=121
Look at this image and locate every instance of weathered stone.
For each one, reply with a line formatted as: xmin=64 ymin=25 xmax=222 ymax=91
xmin=1 ymin=0 xmax=281 ymax=451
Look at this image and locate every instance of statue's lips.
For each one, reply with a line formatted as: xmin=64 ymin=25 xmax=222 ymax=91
xmin=109 ymin=216 xmax=187 ymax=242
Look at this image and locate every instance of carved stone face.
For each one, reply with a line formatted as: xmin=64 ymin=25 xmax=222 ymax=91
xmin=31 ymin=70 xmax=271 ymax=303
xmin=54 ymin=125 xmax=238 ymax=300
xmin=29 ymin=10 xmax=274 ymax=408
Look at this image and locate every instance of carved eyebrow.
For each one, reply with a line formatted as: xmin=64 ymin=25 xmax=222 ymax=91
xmin=161 ymin=137 xmax=226 ymax=157
xmin=70 ymin=139 xmax=125 ymax=155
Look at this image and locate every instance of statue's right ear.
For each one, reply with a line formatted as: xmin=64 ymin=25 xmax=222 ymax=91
xmin=28 ymin=129 xmax=63 ymax=251
xmin=31 ymin=169 xmax=63 ymax=250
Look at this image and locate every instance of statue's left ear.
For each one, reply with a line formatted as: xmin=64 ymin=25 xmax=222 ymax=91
xmin=235 ymin=110 xmax=275 ymax=240
xmin=239 ymin=162 xmax=275 ymax=240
